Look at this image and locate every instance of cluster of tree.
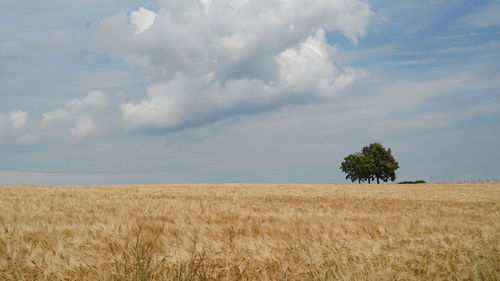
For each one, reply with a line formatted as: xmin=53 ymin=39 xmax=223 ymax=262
xmin=340 ymin=143 xmax=399 ymax=184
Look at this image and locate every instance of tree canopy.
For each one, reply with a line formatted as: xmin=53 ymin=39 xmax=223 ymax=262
xmin=340 ymin=143 xmax=399 ymax=184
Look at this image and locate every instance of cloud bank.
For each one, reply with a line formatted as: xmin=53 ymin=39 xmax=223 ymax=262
xmin=96 ymin=0 xmax=373 ymax=132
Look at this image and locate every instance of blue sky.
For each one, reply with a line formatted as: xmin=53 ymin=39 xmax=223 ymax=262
xmin=1 ymin=0 xmax=499 ymax=185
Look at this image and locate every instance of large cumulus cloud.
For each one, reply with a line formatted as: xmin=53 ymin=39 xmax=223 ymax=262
xmin=96 ymin=0 xmax=373 ymax=132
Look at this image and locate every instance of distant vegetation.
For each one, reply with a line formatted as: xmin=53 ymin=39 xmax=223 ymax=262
xmin=398 ymin=180 xmax=426 ymax=184
xmin=340 ymin=143 xmax=399 ymax=184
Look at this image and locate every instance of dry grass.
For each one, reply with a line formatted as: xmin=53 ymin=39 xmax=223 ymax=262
xmin=0 ymin=183 xmax=499 ymax=281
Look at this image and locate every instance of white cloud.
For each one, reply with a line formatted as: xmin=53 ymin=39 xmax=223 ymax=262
xmin=130 ymin=7 xmax=157 ymax=35
xmin=41 ymin=90 xmax=108 ymax=139
xmin=8 ymin=110 xmax=28 ymax=130
xmin=70 ymin=116 xmax=96 ymax=139
xmin=200 ymin=0 xmax=212 ymax=14
xmin=65 ymin=90 xmax=108 ymax=111
xmin=41 ymin=109 xmax=69 ymax=126
xmin=96 ymin=0 xmax=374 ymax=132
xmin=0 ymin=110 xmax=29 ymax=142
xmin=121 ymin=30 xmax=367 ymax=131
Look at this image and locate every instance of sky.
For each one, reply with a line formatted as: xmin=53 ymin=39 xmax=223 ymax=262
xmin=1 ymin=0 xmax=499 ymax=185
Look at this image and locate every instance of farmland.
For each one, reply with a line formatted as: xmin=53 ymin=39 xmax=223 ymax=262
xmin=0 ymin=183 xmax=499 ymax=280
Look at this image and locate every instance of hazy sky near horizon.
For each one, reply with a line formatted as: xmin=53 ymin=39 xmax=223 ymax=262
xmin=1 ymin=0 xmax=499 ymax=185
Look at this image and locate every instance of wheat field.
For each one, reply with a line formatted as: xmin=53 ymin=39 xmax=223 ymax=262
xmin=0 ymin=183 xmax=498 ymax=281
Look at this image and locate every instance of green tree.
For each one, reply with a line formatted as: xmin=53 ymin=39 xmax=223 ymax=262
xmin=361 ymin=143 xmax=399 ymax=184
xmin=340 ymin=153 xmax=375 ymax=184
xmin=340 ymin=143 xmax=399 ymax=184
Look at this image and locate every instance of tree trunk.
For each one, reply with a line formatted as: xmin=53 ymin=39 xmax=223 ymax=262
xmin=358 ymin=179 xmax=361 ymax=184
xmin=368 ymin=178 xmax=371 ymax=184
xmin=376 ymin=177 xmax=380 ymax=184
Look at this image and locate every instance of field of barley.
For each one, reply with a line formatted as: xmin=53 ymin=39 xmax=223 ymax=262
xmin=0 ymin=183 xmax=499 ymax=281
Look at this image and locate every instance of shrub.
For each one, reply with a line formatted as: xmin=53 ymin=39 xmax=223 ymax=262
xmin=398 ymin=180 xmax=426 ymax=184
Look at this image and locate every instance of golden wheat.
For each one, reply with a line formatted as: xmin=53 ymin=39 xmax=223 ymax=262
xmin=0 ymin=183 xmax=499 ymax=280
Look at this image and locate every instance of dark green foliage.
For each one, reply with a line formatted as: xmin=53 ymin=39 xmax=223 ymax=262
xmin=361 ymin=143 xmax=399 ymax=184
xmin=398 ymin=180 xmax=426 ymax=184
xmin=340 ymin=153 xmax=375 ymax=184
xmin=340 ymin=143 xmax=399 ymax=184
